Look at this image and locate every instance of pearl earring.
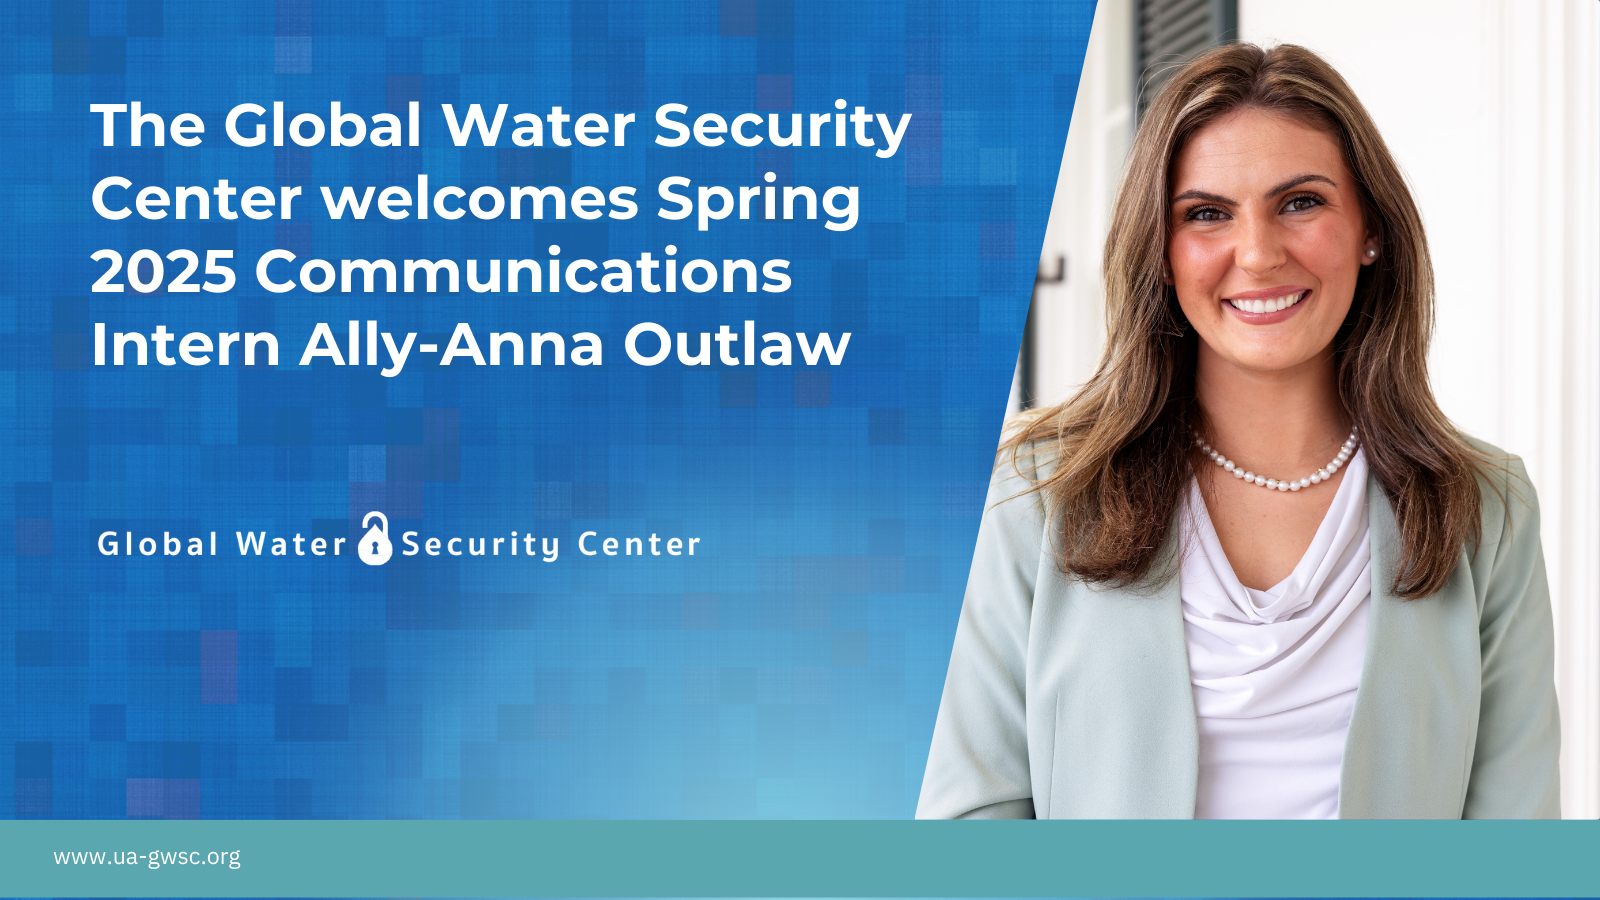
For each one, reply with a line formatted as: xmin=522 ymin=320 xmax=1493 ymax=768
xmin=1365 ymin=249 xmax=1377 ymax=259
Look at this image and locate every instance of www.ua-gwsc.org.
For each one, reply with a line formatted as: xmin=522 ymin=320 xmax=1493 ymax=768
xmin=54 ymin=849 xmax=241 ymax=869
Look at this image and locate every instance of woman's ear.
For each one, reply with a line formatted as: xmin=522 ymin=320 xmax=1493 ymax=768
xmin=1360 ymin=235 xmax=1380 ymax=265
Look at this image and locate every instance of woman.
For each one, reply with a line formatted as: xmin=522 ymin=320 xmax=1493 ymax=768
xmin=916 ymin=43 xmax=1560 ymax=819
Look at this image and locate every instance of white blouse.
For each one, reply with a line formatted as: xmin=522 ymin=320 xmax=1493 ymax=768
xmin=1179 ymin=447 xmax=1372 ymax=819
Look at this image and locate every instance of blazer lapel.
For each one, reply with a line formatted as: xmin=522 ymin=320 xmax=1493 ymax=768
xmin=1337 ymin=471 xmax=1481 ymax=818
xmin=1041 ymin=523 xmax=1198 ymax=817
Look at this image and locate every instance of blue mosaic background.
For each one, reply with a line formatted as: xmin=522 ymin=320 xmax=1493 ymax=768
xmin=0 ymin=0 xmax=1092 ymax=818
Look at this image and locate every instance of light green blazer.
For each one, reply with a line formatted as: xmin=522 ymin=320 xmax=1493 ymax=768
xmin=916 ymin=444 xmax=1561 ymax=819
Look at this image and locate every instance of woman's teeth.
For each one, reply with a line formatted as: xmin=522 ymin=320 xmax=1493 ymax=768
xmin=1227 ymin=292 xmax=1305 ymax=314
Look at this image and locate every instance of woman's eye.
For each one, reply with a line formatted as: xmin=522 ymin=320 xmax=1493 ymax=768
xmin=1184 ymin=206 xmax=1227 ymax=222
xmin=1283 ymin=194 xmax=1324 ymax=213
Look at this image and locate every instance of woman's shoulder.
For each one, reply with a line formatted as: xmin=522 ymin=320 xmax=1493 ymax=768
xmin=1459 ymin=432 xmax=1517 ymax=464
xmin=991 ymin=408 xmax=1071 ymax=486
xmin=987 ymin=436 xmax=1064 ymax=508
xmin=1458 ymin=432 xmax=1534 ymax=492
xmin=1456 ymin=432 xmax=1540 ymax=547
xmin=975 ymin=438 xmax=1062 ymax=554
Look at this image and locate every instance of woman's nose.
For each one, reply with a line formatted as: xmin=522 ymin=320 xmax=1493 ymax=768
xmin=1234 ymin=214 xmax=1288 ymax=276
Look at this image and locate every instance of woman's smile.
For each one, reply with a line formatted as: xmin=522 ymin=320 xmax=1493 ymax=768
xmin=1223 ymin=286 xmax=1311 ymax=322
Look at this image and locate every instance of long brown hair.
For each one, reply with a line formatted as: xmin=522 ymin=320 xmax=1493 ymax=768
xmin=1005 ymin=42 xmax=1488 ymax=599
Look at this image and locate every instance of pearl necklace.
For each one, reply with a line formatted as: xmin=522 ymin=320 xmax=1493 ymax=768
xmin=1194 ymin=426 xmax=1359 ymax=493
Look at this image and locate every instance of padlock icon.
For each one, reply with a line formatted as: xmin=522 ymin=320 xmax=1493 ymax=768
xmin=358 ymin=511 xmax=392 ymax=566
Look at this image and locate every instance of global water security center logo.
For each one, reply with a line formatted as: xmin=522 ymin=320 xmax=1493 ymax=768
xmin=357 ymin=512 xmax=392 ymax=565
xmin=98 ymin=511 xmax=700 ymax=564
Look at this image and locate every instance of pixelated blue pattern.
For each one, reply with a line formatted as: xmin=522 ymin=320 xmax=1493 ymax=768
xmin=0 ymin=0 xmax=1092 ymax=818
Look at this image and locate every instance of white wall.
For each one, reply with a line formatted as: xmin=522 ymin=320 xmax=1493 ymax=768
xmin=1035 ymin=0 xmax=1600 ymax=817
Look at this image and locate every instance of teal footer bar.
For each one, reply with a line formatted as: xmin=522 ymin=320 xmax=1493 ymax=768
xmin=2 ymin=820 xmax=1595 ymax=898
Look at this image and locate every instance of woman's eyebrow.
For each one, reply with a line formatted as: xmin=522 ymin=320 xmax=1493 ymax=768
xmin=1265 ymin=173 xmax=1336 ymax=196
xmin=1171 ymin=188 xmax=1233 ymax=205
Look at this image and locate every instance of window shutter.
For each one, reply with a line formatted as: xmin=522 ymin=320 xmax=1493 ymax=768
xmin=1135 ymin=0 xmax=1237 ymax=119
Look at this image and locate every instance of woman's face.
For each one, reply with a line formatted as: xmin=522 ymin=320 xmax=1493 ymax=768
xmin=1167 ymin=108 xmax=1378 ymax=375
